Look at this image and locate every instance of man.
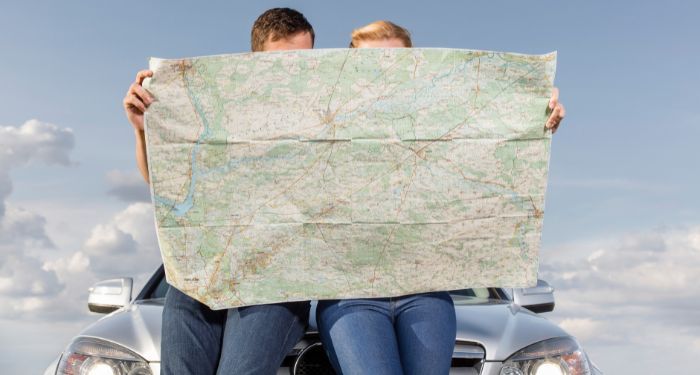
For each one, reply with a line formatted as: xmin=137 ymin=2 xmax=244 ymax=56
xmin=122 ymin=8 xmax=314 ymax=375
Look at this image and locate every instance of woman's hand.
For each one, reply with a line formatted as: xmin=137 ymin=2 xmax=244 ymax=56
xmin=546 ymin=87 xmax=566 ymax=134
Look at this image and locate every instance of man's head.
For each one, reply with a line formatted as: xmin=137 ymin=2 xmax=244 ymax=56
xmin=349 ymin=20 xmax=412 ymax=48
xmin=251 ymin=8 xmax=315 ymax=52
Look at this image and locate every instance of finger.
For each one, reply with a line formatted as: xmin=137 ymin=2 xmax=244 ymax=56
xmin=558 ymin=103 xmax=566 ymax=119
xmin=135 ymin=70 xmax=153 ymax=84
xmin=124 ymin=94 xmax=146 ymax=113
xmin=549 ymin=87 xmax=559 ymax=109
xmin=545 ymin=106 xmax=562 ymax=129
xmin=129 ymin=82 xmax=154 ymax=105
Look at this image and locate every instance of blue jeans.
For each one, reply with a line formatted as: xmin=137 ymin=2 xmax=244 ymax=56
xmin=161 ymin=285 xmax=310 ymax=375
xmin=316 ymin=291 xmax=456 ymax=375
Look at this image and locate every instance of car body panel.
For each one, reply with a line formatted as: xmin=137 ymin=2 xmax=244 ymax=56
xmin=65 ymin=297 xmax=566 ymax=366
xmin=453 ymin=300 xmax=567 ymax=360
xmin=46 ymin=267 xmax=600 ymax=374
xmin=76 ymin=300 xmax=163 ymax=362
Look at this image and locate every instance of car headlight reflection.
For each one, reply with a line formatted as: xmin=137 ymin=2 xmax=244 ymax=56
xmin=500 ymin=337 xmax=592 ymax=375
xmin=57 ymin=337 xmax=152 ymax=375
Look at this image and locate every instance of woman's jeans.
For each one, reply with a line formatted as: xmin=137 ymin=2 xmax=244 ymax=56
xmin=316 ymin=291 xmax=456 ymax=375
xmin=161 ymin=285 xmax=310 ymax=375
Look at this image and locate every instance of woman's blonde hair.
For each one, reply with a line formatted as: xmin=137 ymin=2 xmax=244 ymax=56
xmin=349 ymin=20 xmax=412 ymax=48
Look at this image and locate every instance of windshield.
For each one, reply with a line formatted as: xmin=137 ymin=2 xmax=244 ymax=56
xmin=137 ymin=266 xmax=507 ymax=303
xmin=449 ymin=288 xmax=505 ymax=304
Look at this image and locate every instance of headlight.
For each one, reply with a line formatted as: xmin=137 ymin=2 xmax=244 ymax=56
xmin=500 ymin=337 xmax=592 ymax=375
xmin=57 ymin=337 xmax=152 ymax=375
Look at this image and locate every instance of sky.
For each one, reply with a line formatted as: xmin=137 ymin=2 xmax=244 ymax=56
xmin=0 ymin=0 xmax=698 ymax=373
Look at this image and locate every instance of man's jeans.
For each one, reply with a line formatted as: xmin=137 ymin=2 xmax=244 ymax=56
xmin=161 ymin=285 xmax=310 ymax=375
xmin=316 ymin=291 xmax=456 ymax=375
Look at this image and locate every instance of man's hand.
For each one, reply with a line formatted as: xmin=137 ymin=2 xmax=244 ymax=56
xmin=546 ymin=87 xmax=566 ymax=134
xmin=123 ymin=70 xmax=154 ymax=132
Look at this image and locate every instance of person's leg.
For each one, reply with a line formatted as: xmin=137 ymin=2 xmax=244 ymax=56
xmin=161 ymin=285 xmax=227 ymax=375
xmin=316 ymin=298 xmax=403 ymax=375
xmin=394 ymin=292 xmax=456 ymax=375
xmin=216 ymin=300 xmax=310 ymax=375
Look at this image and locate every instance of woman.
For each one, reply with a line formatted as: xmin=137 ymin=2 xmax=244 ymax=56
xmin=315 ymin=21 xmax=457 ymax=375
xmin=317 ymin=21 xmax=566 ymax=375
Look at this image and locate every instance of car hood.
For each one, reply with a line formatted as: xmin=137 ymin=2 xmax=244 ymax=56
xmin=78 ymin=300 xmax=164 ymax=362
xmin=76 ymin=298 xmax=567 ymax=363
xmin=453 ymin=298 xmax=568 ymax=361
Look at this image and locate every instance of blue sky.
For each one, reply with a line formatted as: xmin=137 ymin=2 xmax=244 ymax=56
xmin=0 ymin=1 xmax=698 ymax=374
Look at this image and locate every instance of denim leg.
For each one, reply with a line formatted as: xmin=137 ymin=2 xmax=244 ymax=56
xmin=216 ymin=301 xmax=310 ymax=375
xmin=394 ymin=292 xmax=456 ymax=375
xmin=316 ymin=299 xmax=403 ymax=375
xmin=161 ymin=285 xmax=227 ymax=375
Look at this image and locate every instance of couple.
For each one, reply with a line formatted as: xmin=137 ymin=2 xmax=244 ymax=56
xmin=123 ymin=7 xmax=566 ymax=375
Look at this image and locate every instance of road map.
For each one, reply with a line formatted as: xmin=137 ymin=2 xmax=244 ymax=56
xmin=143 ymin=48 xmax=557 ymax=309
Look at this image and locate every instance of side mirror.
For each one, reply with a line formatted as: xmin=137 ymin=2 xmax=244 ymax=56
xmin=87 ymin=278 xmax=133 ymax=314
xmin=511 ymin=279 xmax=555 ymax=313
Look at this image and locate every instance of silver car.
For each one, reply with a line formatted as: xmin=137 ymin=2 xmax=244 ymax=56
xmin=44 ymin=265 xmax=602 ymax=375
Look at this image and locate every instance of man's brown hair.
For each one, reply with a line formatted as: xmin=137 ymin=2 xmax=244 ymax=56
xmin=349 ymin=20 xmax=412 ymax=48
xmin=251 ymin=8 xmax=315 ymax=52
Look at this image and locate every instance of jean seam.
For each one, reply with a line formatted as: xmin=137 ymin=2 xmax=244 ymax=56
xmin=278 ymin=313 xmax=301 ymax=362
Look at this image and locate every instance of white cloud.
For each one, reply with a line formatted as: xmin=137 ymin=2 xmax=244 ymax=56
xmin=0 ymin=120 xmax=75 ymax=319
xmin=84 ymin=223 xmax=139 ymax=256
xmin=43 ymin=251 xmax=90 ymax=274
xmin=113 ymin=202 xmax=158 ymax=246
xmin=1 ymin=202 xmax=161 ymax=321
xmin=0 ymin=120 xmax=160 ymax=322
xmin=0 ymin=119 xmax=74 ymax=217
xmin=82 ymin=202 xmax=161 ymax=278
xmin=540 ymin=225 xmax=700 ymax=368
xmin=0 ymin=205 xmax=53 ymax=249
xmin=543 ymin=226 xmax=700 ymax=296
xmin=0 ymin=253 xmax=62 ymax=298
xmin=0 ymin=119 xmax=74 ymax=168
xmin=105 ymin=169 xmax=150 ymax=203
xmin=586 ymin=249 xmax=604 ymax=263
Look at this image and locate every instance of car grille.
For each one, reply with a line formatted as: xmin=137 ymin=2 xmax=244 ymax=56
xmin=450 ymin=341 xmax=485 ymax=374
xmin=293 ymin=342 xmax=335 ymax=375
xmin=290 ymin=341 xmax=485 ymax=375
